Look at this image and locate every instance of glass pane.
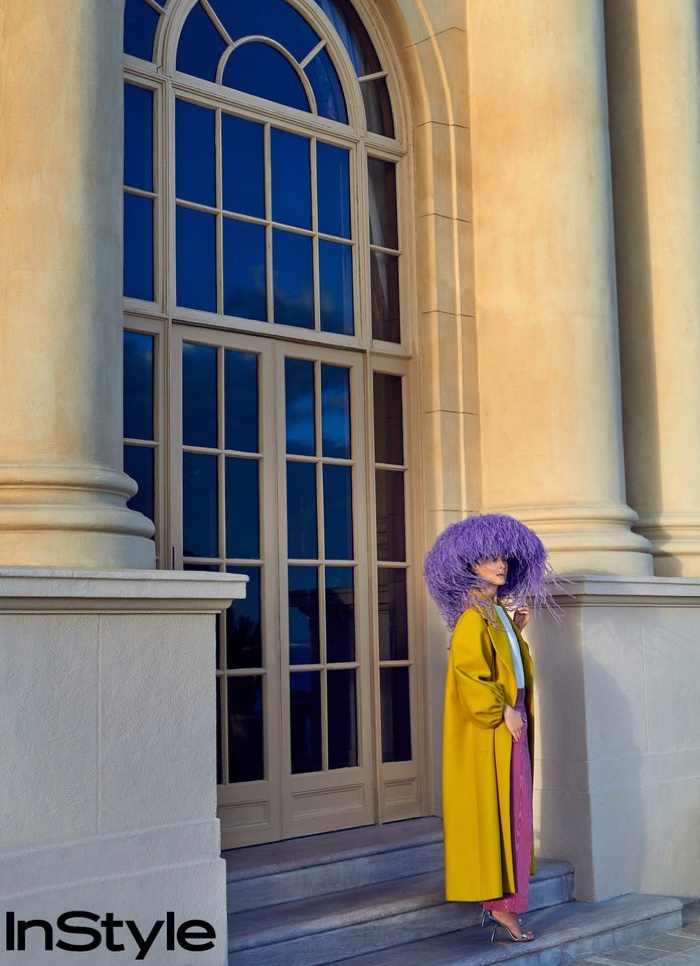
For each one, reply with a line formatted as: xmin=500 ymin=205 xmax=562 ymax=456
xmin=271 ymin=130 xmax=311 ymax=230
xmin=177 ymin=1 xmax=227 ymax=82
xmin=285 ymin=358 xmax=315 ymax=458
xmin=381 ymin=667 xmax=412 ymax=762
xmin=317 ymin=143 xmax=351 ymax=239
xmin=124 ymin=84 xmax=153 ymax=191
xmin=373 ymin=372 xmax=404 ymax=465
xmin=176 ymin=100 xmax=216 ymax=207
xmin=288 ymin=566 xmax=320 ymax=665
xmin=222 ymin=114 xmax=265 ymax=218
xmin=315 ymin=0 xmax=381 ymax=76
xmin=375 ymin=469 xmax=405 ymax=562
xmin=321 ymin=365 xmax=350 ymax=459
xmin=326 ymin=566 xmax=355 ymax=663
xmin=124 ymin=445 xmax=154 ymax=523
xmin=371 ymin=251 xmax=400 ymax=343
xmin=123 ymin=331 xmax=154 ymax=440
xmin=182 ymin=342 xmax=217 ymax=448
xmin=328 ymin=670 xmax=357 ymax=769
xmin=323 ymin=464 xmax=353 ymax=560
xmin=124 ymin=193 xmax=153 ymax=301
xmin=368 ymin=158 xmax=398 ymax=250
xmin=290 ymin=671 xmax=322 ymax=773
xmin=216 ymin=677 xmax=222 ymax=783
xmin=210 ymin=0 xmax=319 ymax=62
xmin=223 ymin=219 xmax=267 ymax=322
xmin=226 ymin=566 xmax=262 ymax=669
xmin=225 ymin=457 xmax=260 ymax=559
xmin=176 ymin=206 xmax=217 ymax=312
xmin=225 ymin=350 xmax=258 ymax=453
xmin=183 ymin=452 xmax=219 ymax=557
xmin=377 ymin=568 xmax=408 ymax=661
xmin=319 ymin=241 xmax=354 ymax=335
xmin=223 ymin=43 xmax=310 ymax=113
xmin=361 ymin=77 xmax=395 ymax=138
xmin=124 ymin=0 xmax=161 ymax=61
xmin=305 ymin=47 xmax=348 ymax=123
xmin=228 ymin=676 xmax=264 ymax=782
xmin=273 ymin=230 xmax=314 ymax=328
xmin=287 ymin=461 xmax=318 ymax=558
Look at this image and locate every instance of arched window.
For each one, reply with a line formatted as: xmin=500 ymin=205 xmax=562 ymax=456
xmin=123 ymin=0 xmax=423 ymax=847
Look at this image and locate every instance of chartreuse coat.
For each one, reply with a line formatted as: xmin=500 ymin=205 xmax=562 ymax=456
xmin=442 ymin=605 xmax=535 ymax=902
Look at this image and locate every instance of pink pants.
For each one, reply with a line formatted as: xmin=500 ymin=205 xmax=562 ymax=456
xmin=482 ymin=689 xmax=533 ymax=915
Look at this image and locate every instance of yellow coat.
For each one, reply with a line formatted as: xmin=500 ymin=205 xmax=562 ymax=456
xmin=442 ymin=605 xmax=535 ymax=902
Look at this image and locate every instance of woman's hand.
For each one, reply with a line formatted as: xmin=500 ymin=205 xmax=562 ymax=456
xmin=513 ymin=605 xmax=530 ymax=630
xmin=503 ymin=704 xmax=525 ymax=741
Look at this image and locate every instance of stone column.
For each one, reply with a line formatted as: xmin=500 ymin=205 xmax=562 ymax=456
xmin=606 ymin=0 xmax=700 ymax=576
xmin=0 ymin=0 xmax=154 ymax=569
xmin=466 ymin=0 xmax=652 ymax=575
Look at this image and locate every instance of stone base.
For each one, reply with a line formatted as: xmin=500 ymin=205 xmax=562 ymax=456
xmin=0 ymin=569 xmax=246 ymax=964
xmin=531 ymin=576 xmax=700 ymax=900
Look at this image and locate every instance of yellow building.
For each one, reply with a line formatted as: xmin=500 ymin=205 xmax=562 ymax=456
xmin=2 ymin=0 xmax=700 ymax=962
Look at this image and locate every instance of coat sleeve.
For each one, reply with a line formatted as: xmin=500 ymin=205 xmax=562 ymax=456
xmin=450 ymin=609 xmax=506 ymax=729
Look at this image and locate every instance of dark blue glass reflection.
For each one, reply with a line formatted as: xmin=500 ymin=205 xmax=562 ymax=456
xmin=305 ymin=47 xmax=347 ymax=123
xmin=222 ymin=115 xmax=265 ymax=218
xmin=124 ymin=84 xmax=153 ymax=191
xmin=124 ymin=0 xmax=161 ymax=62
xmin=315 ymin=0 xmax=381 ymax=76
xmin=290 ymin=672 xmax=322 ymax=773
xmin=210 ymin=0 xmax=319 ymax=62
xmin=271 ymin=130 xmax=311 ymax=229
xmin=361 ymin=77 xmax=395 ymax=138
xmin=228 ymin=676 xmax=264 ymax=782
xmin=370 ymin=251 xmax=400 ymax=343
xmin=323 ymin=464 xmax=353 ymax=560
xmin=381 ymin=666 xmax=412 ymax=762
xmin=183 ymin=452 xmax=219 ymax=557
xmin=124 ymin=193 xmax=154 ymax=301
xmin=377 ymin=568 xmax=408 ymax=661
xmin=225 ymin=350 xmax=259 ymax=453
xmin=319 ymin=241 xmax=354 ymax=335
xmin=288 ymin=566 xmax=320 ymax=665
xmin=226 ymin=566 xmax=262 ymax=669
xmin=375 ymin=469 xmax=405 ymax=561
xmin=176 ymin=100 xmax=216 ymax=206
xmin=368 ymin=158 xmax=398 ymax=249
xmin=373 ymin=372 xmax=404 ymax=465
xmin=317 ymin=143 xmax=351 ymax=239
xmin=124 ymin=331 xmax=154 ymax=440
xmin=273 ymin=230 xmax=314 ymax=328
xmin=321 ymin=365 xmax=350 ymax=459
xmin=285 ymin=358 xmax=315 ymax=456
xmin=226 ymin=457 xmax=260 ymax=559
xmin=176 ymin=206 xmax=217 ymax=312
xmin=326 ymin=567 xmax=355 ymax=662
xmin=287 ymin=461 xmax=318 ymax=558
xmin=223 ymin=43 xmax=310 ymax=112
xmin=124 ymin=445 xmax=155 ymax=523
xmin=223 ymin=219 xmax=267 ymax=322
xmin=183 ymin=342 xmax=217 ymax=448
xmin=328 ymin=670 xmax=357 ymax=769
xmin=177 ymin=1 xmax=227 ymax=82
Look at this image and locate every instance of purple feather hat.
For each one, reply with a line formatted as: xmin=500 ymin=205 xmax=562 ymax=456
xmin=423 ymin=513 xmax=557 ymax=630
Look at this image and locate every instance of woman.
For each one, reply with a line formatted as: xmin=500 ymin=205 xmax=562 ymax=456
xmin=423 ymin=513 xmax=556 ymax=943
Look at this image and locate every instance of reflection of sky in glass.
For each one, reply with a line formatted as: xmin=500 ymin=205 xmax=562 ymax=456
xmin=285 ymin=358 xmax=315 ymax=456
xmin=124 ymin=331 xmax=154 ymax=440
xmin=124 ymin=0 xmax=161 ymax=61
xmin=273 ymin=231 xmax=314 ymax=328
xmin=225 ymin=457 xmax=260 ymax=559
xmin=321 ymin=365 xmax=350 ymax=459
xmin=210 ymin=0 xmax=319 ymax=62
xmin=225 ymin=350 xmax=259 ymax=453
xmin=124 ymin=84 xmax=153 ymax=191
xmin=176 ymin=207 xmax=217 ymax=312
xmin=305 ymin=47 xmax=347 ymax=123
xmin=223 ymin=219 xmax=267 ymax=322
xmin=183 ymin=342 xmax=217 ymax=448
xmin=272 ymin=130 xmax=311 ymax=229
xmin=124 ymin=445 xmax=154 ymax=523
xmin=183 ymin=452 xmax=219 ymax=557
xmin=287 ymin=461 xmax=318 ymax=558
xmin=224 ymin=43 xmax=310 ymax=112
xmin=177 ymin=1 xmax=226 ymax=81
xmin=320 ymin=241 xmax=354 ymax=335
xmin=315 ymin=0 xmax=381 ymax=76
xmin=288 ymin=566 xmax=320 ymax=665
xmin=124 ymin=194 xmax=154 ymax=301
xmin=318 ymin=143 xmax=351 ymax=239
xmin=222 ymin=115 xmax=265 ymax=218
xmin=176 ymin=100 xmax=216 ymax=206
xmin=323 ymin=464 xmax=353 ymax=560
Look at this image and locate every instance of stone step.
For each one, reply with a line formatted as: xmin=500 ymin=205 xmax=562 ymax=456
xmin=226 ymin=862 xmax=575 ymax=966
xmin=332 ymin=893 xmax=683 ymax=966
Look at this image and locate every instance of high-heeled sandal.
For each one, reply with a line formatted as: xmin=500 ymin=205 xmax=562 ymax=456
xmin=481 ymin=910 xmax=534 ymax=943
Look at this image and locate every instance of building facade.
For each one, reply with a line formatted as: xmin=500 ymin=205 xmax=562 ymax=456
xmin=2 ymin=0 xmax=700 ymax=962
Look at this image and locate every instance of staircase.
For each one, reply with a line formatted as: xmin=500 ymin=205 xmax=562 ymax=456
xmin=224 ymin=818 xmax=681 ymax=966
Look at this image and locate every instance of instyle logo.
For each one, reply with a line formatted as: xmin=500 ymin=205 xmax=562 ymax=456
xmin=4 ymin=911 xmax=216 ymax=960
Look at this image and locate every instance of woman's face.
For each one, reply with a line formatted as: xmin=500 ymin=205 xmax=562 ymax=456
xmin=472 ymin=556 xmax=508 ymax=588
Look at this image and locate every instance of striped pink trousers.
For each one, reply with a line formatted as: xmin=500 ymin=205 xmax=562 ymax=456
xmin=482 ymin=689 xmax=533 ymax=915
